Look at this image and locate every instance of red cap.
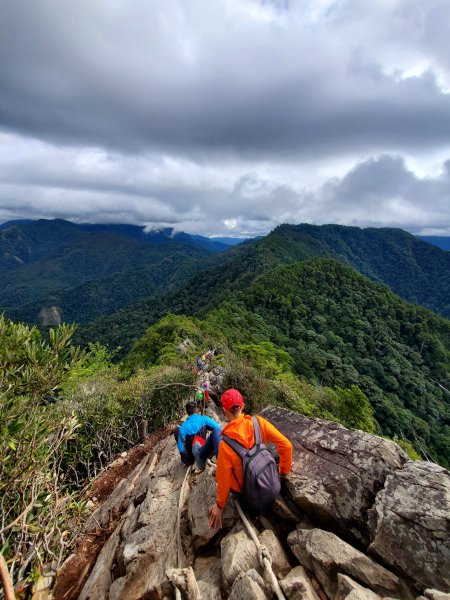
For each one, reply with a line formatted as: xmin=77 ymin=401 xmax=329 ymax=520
xmin=221 ymin=389 xmax=244 ymax=411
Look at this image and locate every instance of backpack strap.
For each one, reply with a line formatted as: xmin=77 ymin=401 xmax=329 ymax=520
xmin=222 ymin=417 xmax=262 ymax=457
xmin=252 ymin=416 xmax=262 ymax=445
xmin=222 ymin=435 xmax=247 ymax=458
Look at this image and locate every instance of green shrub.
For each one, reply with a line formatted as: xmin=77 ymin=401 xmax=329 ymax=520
xmin=0 ymin=316 xmax=83 ymax=583
xmin=61 ymin=365 xmax=196 ymax=481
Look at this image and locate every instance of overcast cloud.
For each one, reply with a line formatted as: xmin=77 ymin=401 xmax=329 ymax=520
xmin=1 ymin=0 xmax=450 ymax=235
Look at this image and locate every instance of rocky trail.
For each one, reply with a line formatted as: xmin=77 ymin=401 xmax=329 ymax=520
xmin=50 ymin=400 xmax=450 ymax=600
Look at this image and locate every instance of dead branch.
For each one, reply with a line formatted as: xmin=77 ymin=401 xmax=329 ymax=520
xmin=0 ymin=553 xmax=15 ymax=600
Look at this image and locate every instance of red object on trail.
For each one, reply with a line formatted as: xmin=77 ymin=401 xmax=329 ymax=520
xmin=193 ymin=435 xmax=206 ymax=447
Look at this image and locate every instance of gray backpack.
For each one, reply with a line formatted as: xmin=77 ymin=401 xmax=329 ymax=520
xmin=222 ymin=416 xmax=281 ymax=512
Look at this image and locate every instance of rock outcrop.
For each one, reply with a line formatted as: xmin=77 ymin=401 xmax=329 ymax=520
xmin=57 ymin=405 xmax=449 ymax=599
xmin=368 ymin=461 xmax=450 ymax=591
xmin=260 ymin=406 xmax=408 ymax=545
xmin=287 ymin=528 xmax=409 ymax=599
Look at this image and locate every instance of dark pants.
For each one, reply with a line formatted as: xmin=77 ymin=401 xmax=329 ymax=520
xmin=174 ymin=426 xmax=221 ymax=465
xmin=198 ymin=427 xmax=221 ymax=461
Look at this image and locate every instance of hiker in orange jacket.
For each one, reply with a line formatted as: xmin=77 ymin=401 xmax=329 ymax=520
xmin=208 ymin=389 xmax=293 ymax=530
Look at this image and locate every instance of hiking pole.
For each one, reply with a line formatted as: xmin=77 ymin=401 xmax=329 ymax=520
xmin=234 ymin=499 xmax=286 ymax=600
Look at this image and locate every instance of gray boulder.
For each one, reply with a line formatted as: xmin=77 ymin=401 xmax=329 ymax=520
xmin=177 ymin=338 xmax=192 ymax=353
xmin=424 ymin=590 xmax=450 ymax=600
xmin=193 ymin=556 xmax=223 ymax=600
xmin=188 ymin=468 xmax=236 ymax=548
xmin=287 ymin=528 xmax=410 ymax=599
xmin=221 ymin=529 xmax=262 ymax=587
xmin=228 ymin=570 xmax=269 ymax=600
xmin=258 ymin=529 xmax=291 ymax=578
xmin=261 ymin=406 xmax=408 ymax=545
xmin=368 ymin=461 xmax=450 ymax=593
xmin=335 ymin=574 xmax=383 ymax=600
xmin=279 ymin=566 xmax=321 ymax=600
xmin=208 ymin=366 xmax=226 ymax=395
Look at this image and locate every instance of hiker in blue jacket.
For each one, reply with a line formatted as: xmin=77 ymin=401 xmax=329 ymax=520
xmin=174 ymin=401 xmax=221 ymax=468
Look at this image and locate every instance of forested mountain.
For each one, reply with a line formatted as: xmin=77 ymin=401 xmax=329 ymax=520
xmin=76 ymin=223 xmax=450 ymax=352
xmin=0 ymin=219 xmax=225 ymax=324
xmin=206 ymin=258 xmax=450 ymax=466
xmin=3 ymin=220 xmax=450 ymax=330
xmin=268 ymin=224 xmax=450 ymax=318
xmin=123 ymin=258 xmax=450 ymax=467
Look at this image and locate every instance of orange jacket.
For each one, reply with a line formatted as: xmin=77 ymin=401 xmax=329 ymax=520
xmin=215 ymin=414 xmax=293 ymax=509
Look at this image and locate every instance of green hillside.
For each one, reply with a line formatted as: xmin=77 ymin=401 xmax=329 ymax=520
xmin=1 ymin=219 xmax=220 ymax=325
xmin=3 ymin=221 xmax=450 ymax=336
xmin=202 ymin=258 xmax=450 ymax=466
xmin=121 ymin=257 xmax=450 ymax=467
xmin=270 ymin=224 xmax=450 ymax=318
xmin=77 ymin=223 xmax=450 ymax=353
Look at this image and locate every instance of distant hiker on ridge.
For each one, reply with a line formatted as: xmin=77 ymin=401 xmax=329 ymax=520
xmin=174 ymin=401 xmax=221 ymax=468
xmin=208 ymin=389 xmax=293 ymax=530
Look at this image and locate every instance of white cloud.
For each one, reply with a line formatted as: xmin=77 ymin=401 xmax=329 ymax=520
xmin=0 ymin=0 xmax=450 ymax=234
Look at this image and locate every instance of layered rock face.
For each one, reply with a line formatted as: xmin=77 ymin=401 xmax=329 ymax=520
xmin=63 ymin=406 xmax=449 ymax=600
xmin=262 ymin=406 xmax=450 ymax=597
xmin=368 ymin=461 xmax=450 ymax=591
xmin=260 ymin=406 xmax=409 ymax=544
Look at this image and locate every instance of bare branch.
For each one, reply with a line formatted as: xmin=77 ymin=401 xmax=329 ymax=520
xmin=0 ymin=553 xmax=15 ymax=600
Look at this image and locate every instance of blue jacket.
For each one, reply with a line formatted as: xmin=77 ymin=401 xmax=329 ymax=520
xmin=177 ymin=414 xmax=221 ymax=455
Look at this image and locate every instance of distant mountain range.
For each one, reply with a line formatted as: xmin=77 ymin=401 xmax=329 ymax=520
xmin=2 ymin=218 xmax=449 ymax=465
xmin=0 ymin=219 xmax=227 ymax=324
xmin=72 ymin=222 xmax=450 ymax=356
xmin=2 ymin=219 xmax=450 ymax=332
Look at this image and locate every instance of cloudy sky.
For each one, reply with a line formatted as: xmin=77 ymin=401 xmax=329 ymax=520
xmin=1 ymin=0 xmax=450 ymax=236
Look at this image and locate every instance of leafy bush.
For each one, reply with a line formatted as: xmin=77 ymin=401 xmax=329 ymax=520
xmin=0 ymin=316 xmax=83 ymax=585
xmin=61 ymin=364 xmax=196 ymax=482
xmin=123 ymin=313 xmax=214 ymax=373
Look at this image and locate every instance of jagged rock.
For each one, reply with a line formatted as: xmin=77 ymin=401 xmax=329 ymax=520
xmin=107 ymin=437 xmax=187 ymax=599
xmin=221 ymin=529 xmax=262 ymax=587
xmin=228 ymin=570 xmax=269 ymax=600
xmin=193 ymin=556 xmax=223 ymax=600
xmin=83 ymin=450 xmax=156 ymax=533
xmin=368 ymin=461 xmax=450 ymax=593
xmin=272 ymin=494 xmax=302 ymax=522
xmin=279 ymin=566 xmax=321 ymax=600
xmin=424 ymin=590 xmax=450 ymax=600
xmin=208 ymin=366 xmax=226 ymax=395
xmin=335 ymin=574 xmax=382 ymax=600
xmin=261 ymin=406 xmax=408 ymax=544
xmin=287 ymin=528 xmax=410 ymax=600
xmin=198 ymin=581 xmax=222 ymax=600
xmin=258 ymin=529 xmax=291 ymax=578
xmin=166 ymin=567 xmax=202 ymax=599
xmin=188 ymin=467 xmax=236 ymax=548
xmin=78 ymin=504 xmax=135 ymax=600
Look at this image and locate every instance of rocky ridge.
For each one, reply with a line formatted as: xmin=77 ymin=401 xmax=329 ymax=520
xmin=54 ymin=405 xmax=450 ymax=600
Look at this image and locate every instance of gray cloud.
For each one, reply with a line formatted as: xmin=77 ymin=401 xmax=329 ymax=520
xmin=0 ymin=0 xmax=450 ymax=234
xmin=2 ymin=142 xmax=450 ymax=235
xmin=1 ymin=0 xmax=450 ymax=159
